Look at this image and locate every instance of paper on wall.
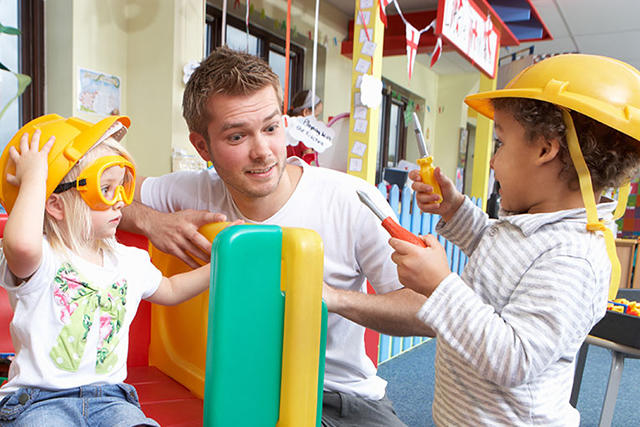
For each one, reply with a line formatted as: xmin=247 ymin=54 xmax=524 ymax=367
xmin=356 ymin=10 xmax=371 ymax=26
xmin=360 ymin=0 xmax=374 ymax=9
xmin=349 ymin=157 xmax=363 ymax=172
xmin=353 ymin=106 xmax=367 ymax=119
xmin=361 ymin=40 xmax=377 ymax=57
xmin=355 ymin=58 xmax=371 ymax=74
xmin=352 ymin=140 xmax=367 ymax=157
xmin=354 ymin=119 xmax=368 ymax=133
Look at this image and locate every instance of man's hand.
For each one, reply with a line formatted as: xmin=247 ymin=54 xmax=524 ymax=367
xmin=121 ymin=202 xmax=232 ymax=268
xmin=389 ymin=235 xmax=450 ymax=297
xmin=151 ymin=209 xmax=229 ymax=267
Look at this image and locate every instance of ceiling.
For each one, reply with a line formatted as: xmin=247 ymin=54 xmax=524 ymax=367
xmin=323 ymin=0 xmax=640 ymax=74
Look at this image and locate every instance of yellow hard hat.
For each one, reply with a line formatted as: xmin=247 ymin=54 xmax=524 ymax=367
xmin=465 ymin=54 xmax=640 ymax=301
xmin=0 ymin=114 xmax=131 ymax=214
xmin=465 ymin=54 xmax=640 ymax=141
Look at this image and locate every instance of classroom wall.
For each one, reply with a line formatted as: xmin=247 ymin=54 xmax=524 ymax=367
xmin=43 ymin=0 xmax=480 ymax=182
xmin=434 ymin=73 xmax=480 ymax=181
xmin=380 ymin=57 xmax=439 ymax=171
xmin=45 ymin=0 xmax=202 ymax=177
xmin=46 ymin=0 xmax=129 ymax=119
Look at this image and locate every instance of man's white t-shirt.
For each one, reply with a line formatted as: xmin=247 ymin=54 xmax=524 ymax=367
xmin=141 ymin=158 xmax=401 ymax=399
xmin=0 ymin=238 xmax=162 ymax=397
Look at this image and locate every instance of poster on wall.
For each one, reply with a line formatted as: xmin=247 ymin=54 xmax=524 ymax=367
xmin=77 ymin=68 xmax=121 ymax=116
xmin=436 ymin=0 xmax=500 ymax=78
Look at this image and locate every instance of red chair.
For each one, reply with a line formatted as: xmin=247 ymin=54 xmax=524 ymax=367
xmin=0 ymin=216 xmax=203 ymax=426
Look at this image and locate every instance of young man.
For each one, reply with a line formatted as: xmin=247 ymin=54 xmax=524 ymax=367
xmin=121 ymin=46 xmax=432 ymax=426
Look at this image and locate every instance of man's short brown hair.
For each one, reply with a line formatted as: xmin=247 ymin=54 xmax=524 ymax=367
xmin=183 ymin=46 xmax=283 ymax=139
xmin=492 ymin=98 xmax=640 ymax=191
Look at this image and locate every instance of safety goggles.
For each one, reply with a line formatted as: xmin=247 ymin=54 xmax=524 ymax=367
xmin=54 ymin=155 xmax=136 ymax=210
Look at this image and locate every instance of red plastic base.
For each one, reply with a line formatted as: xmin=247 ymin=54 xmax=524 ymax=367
xmin=127 ymin=366 xmax=203 ymax=426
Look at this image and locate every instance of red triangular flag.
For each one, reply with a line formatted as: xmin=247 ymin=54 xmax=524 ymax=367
xmin=405 ymin=23 xmax=420 ymax=80
xmin=430 ymin=36 xmax=442 ymax=68
xmin=379 ymin=0 xmax=393 ymax=27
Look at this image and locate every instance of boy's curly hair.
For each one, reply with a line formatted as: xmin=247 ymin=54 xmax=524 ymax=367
xmin=492 ymin=98 xmax=640 ymax=191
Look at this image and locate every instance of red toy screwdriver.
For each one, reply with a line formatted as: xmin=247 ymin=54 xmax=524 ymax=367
xmin=356 ymin=190 xmax=427 ymax=248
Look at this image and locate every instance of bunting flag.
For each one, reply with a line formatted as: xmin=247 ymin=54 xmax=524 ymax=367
xmin=379 ymin=0 xmax=393 ymax=27
xmin=430 ymin=36 xmax=443 ymax=67
xmin=405 ymin=23 xmax=420 ymax=79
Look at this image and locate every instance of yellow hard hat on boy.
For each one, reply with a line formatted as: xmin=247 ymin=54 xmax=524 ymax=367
xmin=464 ymin=53 xmax=640 ymax=299
xmin=465 ymin=54 xmax=640 ymax=140
xmin=0 ymin=114 xmax=131 ymax=214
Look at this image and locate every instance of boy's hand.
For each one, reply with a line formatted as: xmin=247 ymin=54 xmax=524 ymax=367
xmin=389 ymin=235 xmax=450 ymax=297
xmin=6 ymin=130 xmax=55 ymax=187
xmin=409 ymin=167 xmax=464 ymax=222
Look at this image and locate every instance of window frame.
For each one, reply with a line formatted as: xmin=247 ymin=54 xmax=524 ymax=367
xmin=377 ymin=89 xmax=408 ymax=183
xmin=205 ymin=5 xmax=304 ymax=104
xmin=19 ymin=0 xmax=45 ymax=122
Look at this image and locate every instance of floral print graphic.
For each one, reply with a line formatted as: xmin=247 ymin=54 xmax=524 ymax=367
xmin=49 ymin=263 xmax=127 ymax=374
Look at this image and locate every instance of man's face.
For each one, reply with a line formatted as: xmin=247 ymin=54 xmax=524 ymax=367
xmin=201 ymin=86 xmax=287 ymax=202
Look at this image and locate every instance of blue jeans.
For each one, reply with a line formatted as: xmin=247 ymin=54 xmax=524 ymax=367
xmin=0 ymin=383 xmax=159 ymax=426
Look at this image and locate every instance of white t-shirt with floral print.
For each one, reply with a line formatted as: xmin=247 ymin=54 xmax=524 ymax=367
xmin=0 ymin=238 xmax=162 ymax=397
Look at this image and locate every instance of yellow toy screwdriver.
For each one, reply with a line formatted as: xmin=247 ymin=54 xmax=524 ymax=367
xmin=412 ymin=112 xmax=442 ymax=203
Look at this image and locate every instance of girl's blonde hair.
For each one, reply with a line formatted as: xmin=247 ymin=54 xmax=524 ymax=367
xmin=44 ymin=137 xmax=135 ymax=256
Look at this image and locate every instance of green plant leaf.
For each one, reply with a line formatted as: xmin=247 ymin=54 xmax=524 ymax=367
xmin=0 ymin=70 xmax=31 ymax=119
xmin=0 ymin=61 xmax=9 ymax=72
xmin=0 ymin=23 xmax=21 ymax=36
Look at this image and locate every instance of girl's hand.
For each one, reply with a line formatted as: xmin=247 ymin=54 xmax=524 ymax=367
xmin=409 ymin=167 xmax=464 ymax=222
xmin=389 ymin=234 xmax=450 ymax=297
xmin=6 ymin=130 xmax=55 ymax=187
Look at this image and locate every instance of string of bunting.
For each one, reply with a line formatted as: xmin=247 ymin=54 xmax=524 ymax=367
xmin=231 ymin=4 xmax=338 ymax=47
xmin=233 ymin=0 xmax=443 ymax=84
xmin=380 ymin=0 xmax=443 ymax=79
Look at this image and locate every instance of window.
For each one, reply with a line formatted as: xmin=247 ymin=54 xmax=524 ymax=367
xmin=0 ymin=0 xmax=44 ymax=151
xmin=205 ymin=5 xmax=304 ymax=108
xmin=376 ymin=89 xmax=408 ymax=184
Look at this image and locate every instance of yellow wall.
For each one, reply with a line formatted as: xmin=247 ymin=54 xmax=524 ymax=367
xmin=434 ymin=73 xmax=480 ymax=180
xmin=124 ymin=1 xmax=204 ymax=176
xmin=381 ymin=57 xmax=439 ymax=169
xmin=44 ymin=0 xmax=483 ymax=186
xmin=45 ymin=0 xmax=203 ymax=177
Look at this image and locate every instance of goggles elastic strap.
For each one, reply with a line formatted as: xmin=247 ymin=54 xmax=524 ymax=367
xmin=53 ymin=178 xmax=87 ymax=194
xmin=563 ymin=109 xmax=620 ymax=300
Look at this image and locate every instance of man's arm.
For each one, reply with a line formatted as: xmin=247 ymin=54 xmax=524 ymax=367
xmin=323 ymin=284 xmax=435 ymax=337
xmin=120 ymin=174 xmax=228 ymax=268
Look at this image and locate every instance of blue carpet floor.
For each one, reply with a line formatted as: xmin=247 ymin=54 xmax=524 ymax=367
xmin=377 ymin=339 xmax=640 ymax=426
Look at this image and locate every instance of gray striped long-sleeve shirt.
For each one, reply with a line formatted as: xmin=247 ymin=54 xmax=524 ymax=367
xmin=418 ymin=197 xmax=613 ymax=426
